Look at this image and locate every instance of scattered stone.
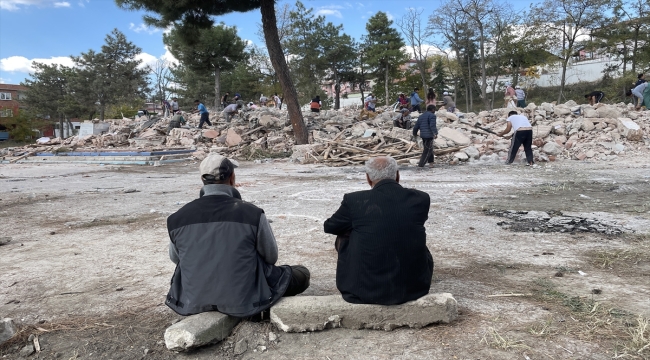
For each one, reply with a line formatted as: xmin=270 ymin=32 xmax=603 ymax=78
xmin=542 ymin=142 xmax=563 ymax=156
xmin=580 ymin=119 xmax=595 ymax=132
xmin=586 ymin=150 xmax=596 ymax=158
xmin=617 ymin=118 xmax=643 ymax=141
xmin=270 ymin=293 xmax=458 ymax=332
xmin=224 ymin=129 xmax=242 ymax=147
xmin=0 ymin=319 xmax=17 ymax=345
xmin=202 ymin=129 xmax=219 ymax=139
xmin=164 ymin=312 xmax=240 ymax=351
xmin=463 ymin=146 xmax=480 ymax=159
xmin=268 ymin=332 xmax=277 ymax=342
xmin=454 ymin=152 xmax=469 ymax=161
xmin=234 ymin=339 xmax=248 ymax=355
xmin=0 ymin=237 xmax=11 ymax=246
xmin=438 ymin=127 xmax=471 ymax=146
xmin=487 ymin=209 xmax=628 ymax=235
xmin=19 ymin=344 xmax=35 ymax=357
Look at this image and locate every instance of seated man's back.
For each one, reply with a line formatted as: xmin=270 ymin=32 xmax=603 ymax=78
xmin=324 ymin=156 xmax=433 ymax=305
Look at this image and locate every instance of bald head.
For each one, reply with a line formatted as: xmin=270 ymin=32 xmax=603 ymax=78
xmin=365 ymin=156 xmax=399 ymax=187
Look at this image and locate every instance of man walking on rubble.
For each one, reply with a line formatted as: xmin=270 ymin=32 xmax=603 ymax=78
xmin=442 ymin=92 xmax=455 ymax=113
xmin=324 ymin=156 xmax=433 ymax=305
xmin=194 ymin=100 xmax=211 ymax=129
xmin=166 ymin=154 xmax=310 ymax=318
xmin=498 ymin=110 xmax=534 ymax=166
xmin=410 ymin=88 xmax=424 ymax=113
xmin=413 ymin=104 xmax=438 ymax=168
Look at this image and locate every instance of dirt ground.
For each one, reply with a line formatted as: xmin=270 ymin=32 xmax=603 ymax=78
xmin=1 ymin=156 xmax=649 ymax=359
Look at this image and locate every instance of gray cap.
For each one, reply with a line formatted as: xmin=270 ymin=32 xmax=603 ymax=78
xmin=443 ymin=92 xmax=449 ymax=95
xmin=200 ymin=154 xmax=239 ymax=181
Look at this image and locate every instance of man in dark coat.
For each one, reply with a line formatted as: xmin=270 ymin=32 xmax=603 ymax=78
xmin=413 ymin=104 xmax=438 ymax=168
xmin=324 ymin=156 xmax=434 ymax=305
xmin=166 ymin=154 xmax=310 ymax=318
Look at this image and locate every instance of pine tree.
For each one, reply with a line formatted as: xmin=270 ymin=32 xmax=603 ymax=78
xmin=364 ymin=12 xmax=407 ymax=105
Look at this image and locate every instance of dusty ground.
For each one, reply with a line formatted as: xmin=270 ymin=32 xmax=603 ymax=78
xmin=1 ymin=156 xmax=649 ymax=359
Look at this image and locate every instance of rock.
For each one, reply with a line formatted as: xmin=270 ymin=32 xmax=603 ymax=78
xmin=542 ymin=142 xmax=563 ymax=155
xmin=20 ymin=344 xmax=35 ymax=357
xmin=583 ymin=108 xmax=598 ymax=118
xmin=202 ymin=129 xmax=219 ymax=139
xmin=445 ymin=112 xmax=459 ymax=122
xmin=164 ymin=312 xmax=240 ymax=351
xmin=259 ymin=115 xmax=283 ymax=128
xmin=234 ymin=339 xmax=248 ymax=355
xmin=387 ymin=127 xmax=412 ymax=141
xmin=581 ymin=120 xmax=595 ymax=132
xmin=438 ymin=127 xmax=471 ymax=146
xmin=290 ymin=144 xmax=325 ymax=164
xmin=434 ymin=137 xmax=448 ymax=148
xmin=553 ymin=105 xmax=571 ymax=116
xmin=617 ymin=118 xmax=643 ymax=141
xmin=192 ymin=150 xmax=207 ymax=161
xmin=270 ymin=293 xmax=458 ymax=332
xmin=596 ymin=106 xmax=621 ymax=119
xmin=268 ymin=332 xmax=277 ymax=342
xmin=0 ymin=318 xmax=17 ymax=345
xmin=463 ymin=146 xmax=480 ymax=159
xmin=575 ymin=152 xmax=587 ymax=160
xmin=586 ymin=150 xmax=596 ymax=158
xmin=533 ymin=125 xmax=552 ymax=139
xmin=225 ymin=129 xmax=242 ymax=147
xmin=454 ymin=152 xmax=469 ymax=161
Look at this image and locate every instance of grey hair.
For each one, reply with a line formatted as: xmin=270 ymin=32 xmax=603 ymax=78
xmin=365 ymin=156 xmax=398 ymax=182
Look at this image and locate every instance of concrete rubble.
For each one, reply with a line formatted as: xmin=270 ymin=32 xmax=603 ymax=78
xmin=0 ymin=318 xmax=17 ymax=345
xmin=269 ymin=293 xmax=458 ymax=332
xmin=1 ymin=101 xmax=649 ymax=165
xmin=164 ymin=312 xmax=240 ymax=351
xmin=487 ymin=209 xmax=630 ymax=235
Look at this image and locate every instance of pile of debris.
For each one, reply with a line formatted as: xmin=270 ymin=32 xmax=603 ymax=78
xmin=486 ymin=209 xmax=630 ymax=235
xmin=1 ymin=100 xmax=649 ymax=166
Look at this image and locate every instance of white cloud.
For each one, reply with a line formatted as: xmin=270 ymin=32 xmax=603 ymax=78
xmin=0 ymin=56 xmax=74 ymax=73
xmin=0 ymin=77 xmax=12 ymax=83
xmin=136 ymin=47 xmax=179 ymax=70
xmin=315 ymin=9 xmax=342 ymax=18
xmin=129 ymin=22 xmax=161 ymax=35
xmin=77 ymin=0 xmax=88 ymax=7
xmin=386 ymin=11 xmax=394 ymax=21
xmin=0 ymin=0 xmax=74 ymax=10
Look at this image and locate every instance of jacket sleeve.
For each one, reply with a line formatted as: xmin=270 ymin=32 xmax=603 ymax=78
xmin=430 ymin=114 xmax=438 ymax=136
xmin=324 ymin=196 xmax=353 ymax=235
xmin=412 ymin=118 xmax=420 ymax=136
xmin=256 ymin=213 xmax=279 ymax=265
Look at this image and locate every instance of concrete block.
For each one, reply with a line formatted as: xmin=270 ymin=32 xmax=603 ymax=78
xmin=438 ymin=127 xmax=470 ymax=146
xmin=270 ymin=293 xmax=458 ymax=333
xmin=164 ymin=312 xmax=240 ymax=351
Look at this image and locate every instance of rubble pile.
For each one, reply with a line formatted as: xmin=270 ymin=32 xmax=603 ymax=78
xmin=1 ymin=100 xmax=649 ymax=166
xmin=486 ymin=209 xmax=629 ymax=235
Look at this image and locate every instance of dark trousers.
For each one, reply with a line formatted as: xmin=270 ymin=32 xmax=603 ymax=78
xmin=507 ymin=129 xmax=534 ymax=164
xmin=418 ymin=138 xmax=434 ymax=167
xmin=411 ymin=104 xmax=421 ymax=112
xmin=198 ymin=113 xmax=211 ymax=128
xmin=284 ymin=265 xmax=310 ymax=297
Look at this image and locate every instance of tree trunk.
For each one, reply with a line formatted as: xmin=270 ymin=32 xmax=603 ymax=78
xmin=100 ymin=104 xmax=105 ymax=121
xmin=214 ymin=67 xmax=221 ymax=109
xmin=333 ymin=69 xmax=340 ymax=110
xmin=260 ymin=0 xmax=308 ymax=144
xmin=467 ymin=54 xmax=473 ymax=112
xmin=558 ymin=57 xmax=569 ymax=103
xmin=66 ymin=118 xmax=75 ymax=136
xmin=632 ymin=27 xmax=639 ymax=74
xmin=59 ymin=115 xmax=64 ymax=139
xmin=478 ymin=27 xmax=488 ymax=109
xmin=384 ymin=64 xmax=389 ymax=106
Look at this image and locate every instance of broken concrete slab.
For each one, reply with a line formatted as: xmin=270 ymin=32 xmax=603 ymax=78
xmin=164 ymin=312 xmax=240 ymax=351
xmin=617 ymin=118 xmax=643 ymax=141
xmin=438 ymin=127 xmax=470 ymax=146
xmin=270 ymin=293 xmax=458 ymax=332
xmin=202 ymin=129 xmax=219 ymax=139
xmin=0 ymin=318 xmax=17 ymax=345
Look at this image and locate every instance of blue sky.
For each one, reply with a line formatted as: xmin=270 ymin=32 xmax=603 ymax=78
xmin=0 ymin=0 xmax=536 ymax=85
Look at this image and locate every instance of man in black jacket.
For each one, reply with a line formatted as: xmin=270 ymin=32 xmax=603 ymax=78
xmin=413 ymin=104 xmax=438 ymax=168
xmin=166 ymin=154 xmax=310 ymax=318
xmin=324 ymin=156 xmax=434 ymax=305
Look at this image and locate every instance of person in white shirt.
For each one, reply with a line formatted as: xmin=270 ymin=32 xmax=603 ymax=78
xmin=273 ymin=93 xmax=281 ymax=109
xmin=170 ymin=98 xmax=180 ymax=114
xmin=364 ymin=93 xmax=377 ymax=112
xmin=259 ymin=94 xmax=268 ymax=106
xmin=514 ymin=86 xmax=526 ymax=108
xmin=497 ymin=111 xmax=534 ymax=165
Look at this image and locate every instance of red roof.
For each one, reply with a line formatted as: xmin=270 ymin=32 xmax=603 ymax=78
xmin=0 ymin=84 xmax=27 ymax=91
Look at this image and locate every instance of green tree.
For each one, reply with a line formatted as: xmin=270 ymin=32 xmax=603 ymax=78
xmin=365 ymin=12 xmax=408 ymax=106
xmin=72 ymin=29 xmax=149 ymax=120
xmin=430 ymin=56 xmax=447 ymax=96
xmin=164 ymin=24 xmax=247 ymax=109
xmin=116 ymin=0 xmax=309 ymax=144
xmin=321 ymin=22 xmax=356 ymax=110
xmin=530 ymin=0 xmax=610 ymax=103
xmin=20 ymin=63 xmax=88 ymax=137
xmin=398 ymin=8 xmax=432 ymax=91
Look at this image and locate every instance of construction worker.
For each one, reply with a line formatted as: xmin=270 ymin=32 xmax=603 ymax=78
xmin=498 ymin=111 xmax=534 ymax=166
xmin=167 ymin=111 xmax=187 ymax=134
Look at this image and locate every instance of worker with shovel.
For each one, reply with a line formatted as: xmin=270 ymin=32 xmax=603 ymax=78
xmin=497 ymin=111 xmax=534 ymax=166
